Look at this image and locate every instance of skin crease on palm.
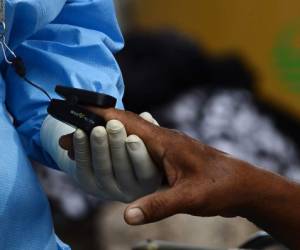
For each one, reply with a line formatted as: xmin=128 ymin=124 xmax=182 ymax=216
xmin=59 ymin=107 xmax=300 ymax=250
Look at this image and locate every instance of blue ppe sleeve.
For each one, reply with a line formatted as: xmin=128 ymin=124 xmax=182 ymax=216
xmin=4 ymin=0 xmax=125 ymax=168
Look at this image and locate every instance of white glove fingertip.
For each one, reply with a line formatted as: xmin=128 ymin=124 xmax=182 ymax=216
xmin=91 ymin=126 xmax=107 ymax=144
xmin=139 ymin=112 xmax=152 ymax=121
xmin=106 ymin=119 xmax=124 ymax=132
xmin=140 ymin=112 xmax=159 ymax=126
xmin=74 ymin=129 xmax=89 ymax=156
xmin=74 ymin=129 xmax=87 ymax=142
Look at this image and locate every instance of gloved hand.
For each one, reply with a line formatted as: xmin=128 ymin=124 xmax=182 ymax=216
xmin=41 ymin=112 xmax=162 ymax=203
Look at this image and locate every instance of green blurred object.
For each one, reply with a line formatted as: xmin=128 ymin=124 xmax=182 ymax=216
xmin=273 ymin=21 xmax=300 ymax=93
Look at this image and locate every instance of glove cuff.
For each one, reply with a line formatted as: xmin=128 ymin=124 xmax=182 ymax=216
xmin=41 ymin=115 xmax=76 ymax=176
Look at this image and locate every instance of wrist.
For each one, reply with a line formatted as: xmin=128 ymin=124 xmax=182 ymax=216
xmin=237 ymin=162 xmax=300 ymax=221
xmin=236 ymin=163 xmax=281 ymax=218
xmin=218 ymin=160 xmax=263 ymax=218
xmin=237 ymin=164 xmax=300 ymax=248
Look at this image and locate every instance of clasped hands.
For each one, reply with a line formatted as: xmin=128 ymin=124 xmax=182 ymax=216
xmin=57 ymin=107 xmax=300 ymax=250
xmin=58 ymin=112 xmax=162 ymax=203
xmin=59 ymin=107 xmax=256 ymax=224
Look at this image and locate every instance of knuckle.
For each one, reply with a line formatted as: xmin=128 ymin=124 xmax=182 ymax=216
xmin=124 ymin=110 xmax=132 ymax=116
xmin=169 ymin=129 xmax=187 ymax=139
xmin=145 ymin=196 xmax=165 ymax=218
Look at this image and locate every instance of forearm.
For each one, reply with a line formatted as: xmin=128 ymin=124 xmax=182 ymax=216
xmin=240 ymin=164 xmax=300 ymax=249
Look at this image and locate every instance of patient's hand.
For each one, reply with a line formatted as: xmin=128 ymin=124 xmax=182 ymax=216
xmin=73 ymin=107 xmax=300 ymax=250
xmin=79 ymin=108 xmax=255 ymax=221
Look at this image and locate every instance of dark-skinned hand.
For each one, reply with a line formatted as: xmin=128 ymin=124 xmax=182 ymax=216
xmin=60 ymin=107 xmax=300 ymax=250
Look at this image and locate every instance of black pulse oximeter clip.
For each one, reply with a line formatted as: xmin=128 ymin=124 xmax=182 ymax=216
xmin=48 ymin=85 xmax=117 ymax=134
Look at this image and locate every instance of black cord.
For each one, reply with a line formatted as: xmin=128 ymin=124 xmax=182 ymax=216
xmin=23 ymin=76 xmax=52 ymax=101
xmin=11 ymin=57 xmax=52 ymax=101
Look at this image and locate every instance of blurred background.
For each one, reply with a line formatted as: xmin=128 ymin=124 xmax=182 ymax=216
xmin=35 ymin=1 xmax=300 ymax=249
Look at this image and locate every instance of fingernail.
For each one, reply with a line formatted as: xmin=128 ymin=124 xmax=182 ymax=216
xmin=126 ymin=208 xmax=145 ymax=225
xmin=91 ymin=127 xmax=107 ymax=144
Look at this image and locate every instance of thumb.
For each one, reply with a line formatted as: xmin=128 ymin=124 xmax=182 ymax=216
xmin=124 ymin=186 xmax=183 ymax=225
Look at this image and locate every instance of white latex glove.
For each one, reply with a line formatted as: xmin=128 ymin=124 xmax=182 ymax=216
xmin=41 ymin=112 xmax=161 ymax=203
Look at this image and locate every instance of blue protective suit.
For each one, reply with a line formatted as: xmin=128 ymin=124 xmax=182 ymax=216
xmin=0 ymin=0 xmax=124 ymax=249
